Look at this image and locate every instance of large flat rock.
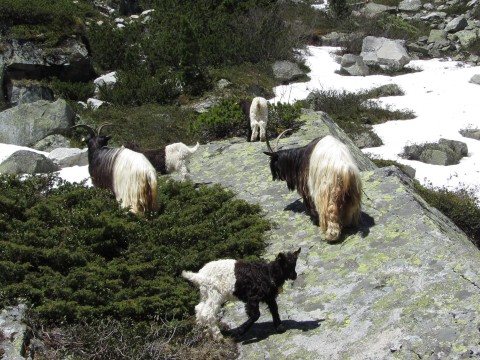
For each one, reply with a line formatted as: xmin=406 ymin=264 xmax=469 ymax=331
xmin=187 ymin=111 xmax=480 ymax=359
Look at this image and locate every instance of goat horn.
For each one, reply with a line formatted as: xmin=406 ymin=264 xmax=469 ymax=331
xmin=273 ymin=129 xmax=293 ymax=152
xmin=71 ymin=124 xmax=96 ymax=138
xmin=265 ymin=132 xmax=274 ymax=153
xmin=97 ymin=122 xmax=114 ymax=136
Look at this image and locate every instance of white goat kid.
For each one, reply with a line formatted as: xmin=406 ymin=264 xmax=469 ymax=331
xmin=250 ymin=97 xmax=268 ymax=142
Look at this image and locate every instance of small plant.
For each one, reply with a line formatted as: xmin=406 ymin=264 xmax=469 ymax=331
xmin=48 ymin=78 xmax=95 ymax=102
xmin=98 ymin=66 xmax=181 ymax=106
xmin=190 ymin=98 xmax=246 ymax=142
xmin=268 ymin=101 xmax=304 ymax=135
xmin=306 ymin=88 xmax=415 ymax=137
xmin=190 ymin=98 xmax=305 ymax=142
xmin=413 ymin=181 xmax=480 ymax=248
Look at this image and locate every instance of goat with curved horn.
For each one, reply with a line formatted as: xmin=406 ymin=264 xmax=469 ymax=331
xmin=264 ymin=133 xmax=362 ymax=242
xmin=71 ymin=122 xmax=158 ymax=214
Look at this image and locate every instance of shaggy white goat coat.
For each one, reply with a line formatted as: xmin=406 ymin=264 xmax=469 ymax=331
xmin=165 ymin=142 xmax=199 ymax=181
xmin=112 ymin=149 xmax=158 ymax=214
xmin=308 ymin=135 xmax=362 ymax=241
xmin=249 ymin=97 xmax=268 ymax=142
xmin=182 ymin=260 xmax=237 ymax=339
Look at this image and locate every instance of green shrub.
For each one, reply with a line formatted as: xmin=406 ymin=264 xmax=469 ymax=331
xmin=48 ymin=78 xmax=95 ymax=102
xmin=306 ymin=89 xmax=415 ymax=137
xmin=76 ymin=104 xmax=197 ymax=149
xmin=190 ymin=98 xmax=245 ymax=142
xmin=373 ymin=160 xmax=480 ymax=249
xmin=0 ymin=174 xmax=270 ymax=325
xmin=268 ymin=101 xmax=304 ymax=134
xmin=190 ymin=98 xmax=304 ymax=142
xmin=413 ymin=182 xmax=480 ymax=248
xmin=98 ymin=67 xmax=182 ymax=106
xmin=0 ymin=0 xmax=96 ymax=45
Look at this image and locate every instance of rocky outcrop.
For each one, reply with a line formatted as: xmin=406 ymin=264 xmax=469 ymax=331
xmin=48 ymin=147 xmax=88 ymax=168
xmin=272 ymin=61 xmax=307 ymax=83
xmin=0 ymin=305 xmax=27 ymax=360
xmin=460 ymin=128 xmax=480 ymax=140
xmin=360 ymin=36 xmax=411 ymax=71
xmin=470 ymin=74 xmax=480 ymax=85
xmin=3 ymin=38 xmax=96 ymax=86
xmin=188 ymin=111 xmax=480 ymax=359
xmin=402 ymin=139 xmax=468 ymax=166
xmin=7 ymin=81 xmax=54 ymax=106
xmin=340 ymin=54 xmax=370 ymax=76
xmin=0 ymin=150 xmax=59 ymax=174
xmin=0 ymin=99 xmax=75 ymax=146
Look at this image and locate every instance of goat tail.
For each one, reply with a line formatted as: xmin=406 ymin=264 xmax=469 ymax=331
xmin=182 ymin=270 xmax=206 ymax=287
xmin=189 ymin=142 xmax=200 ymax=154
xmin=340 ymin=163 xmax=362 ymax=226
xmin=143 ymin=168 xmax=158 ymax=212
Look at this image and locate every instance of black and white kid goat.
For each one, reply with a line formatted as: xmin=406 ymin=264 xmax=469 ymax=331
xmin=125 ymin=141 xmax=199 ymax=181
xmin=72 ymin=123 xmax=158 ymax=214
xmin=182 ymin=248 xmax=301 ymax=339
xmin=264 ymin=131 xmax=362 ymax=242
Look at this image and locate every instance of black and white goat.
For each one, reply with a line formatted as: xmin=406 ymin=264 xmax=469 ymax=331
xmin=71 ymin=123 xmax=158 ymax=214
xmin=240 ymin=97 xmax=268 ymax=142
xmin=182 ymin=248 xmax=301 ymax=339
xmin=125 ymin=141 xmax=199 ymax=181
xmin=264 ymin=132 xmax=362 ymax=242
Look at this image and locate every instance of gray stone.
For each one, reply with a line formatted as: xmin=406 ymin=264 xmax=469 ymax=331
xmin=445 ymin=15 xmax=468 ymax=33
xmin=419 ymin=148 xmax=456 ymax=165
xmin=0 ymin=99 xmax=75 ymax=146
xmin=421 ymin=11 xmax=447 ymax=21
xmin=460 ymin=128 xmax=480 ymax=140
xmin=361 ymin=36 xmax=411 ymax=71
xmin=439 ymin=138 xmax=468 ymax=157
xmin=360 ymin=2 xmax=396 ymax=17
xmin=320 ymin=32 xmax=349 ymax=46
xmin=398 ymin=0 xmax=423 ymax=12
xmin=403 ymin=139 xmax=467 ymax=165
xmin=469 ymin=74 xmax=480 ymax=84
xmin=4 ymin=38 xmax=95 ymax=82
xmin=0 ymin=305 xmax=27 ymax=360
xmin=216 ymin=79 xmax=231 ymax=89
xmin=48 ymin=147 xmax=89 ymax=168
xmin=407 ymin=42 xmax=430 ymax=55
xmin=340 ymin=54 xmax=370 ymax=76
xmin=0 ymin=150 xmax=59 ymax=174
xmin=93 ymin=71 xmax=117 ymax=94
xmin=272 ymin=61 xmax=306 ymax=82
xmin=428 ymin=29 xmax=447 ymax=43
xmin=456 ymin=29 xmax=479 ymax=48
xmin=351 ymin=127 xmax=382 ymax=148
xmin=7 ymin=81 xmax=54 ymax=105
xmin=33 ymin=134 xmax=71 ymax=152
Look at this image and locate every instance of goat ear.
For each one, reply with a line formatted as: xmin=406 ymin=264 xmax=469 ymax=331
xmin=294 ymin=248 xmax=301 ymax=257
xmin=276 ymin=252 xmax=286 ymax=262
xmin=263 ymin=152 xmax=279 ymax=159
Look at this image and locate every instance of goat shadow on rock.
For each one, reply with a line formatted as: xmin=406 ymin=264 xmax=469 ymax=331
xmin=284 ymin=199 xmax=375 ymax=240
xmin=228 ymin=319 xmax=322 ymax=344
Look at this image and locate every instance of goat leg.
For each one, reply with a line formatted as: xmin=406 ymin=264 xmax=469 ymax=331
xmin=231 ymin=301 xmax=260 ymax=337
xmin=266 ymin=298 xmax=286 ymax=333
